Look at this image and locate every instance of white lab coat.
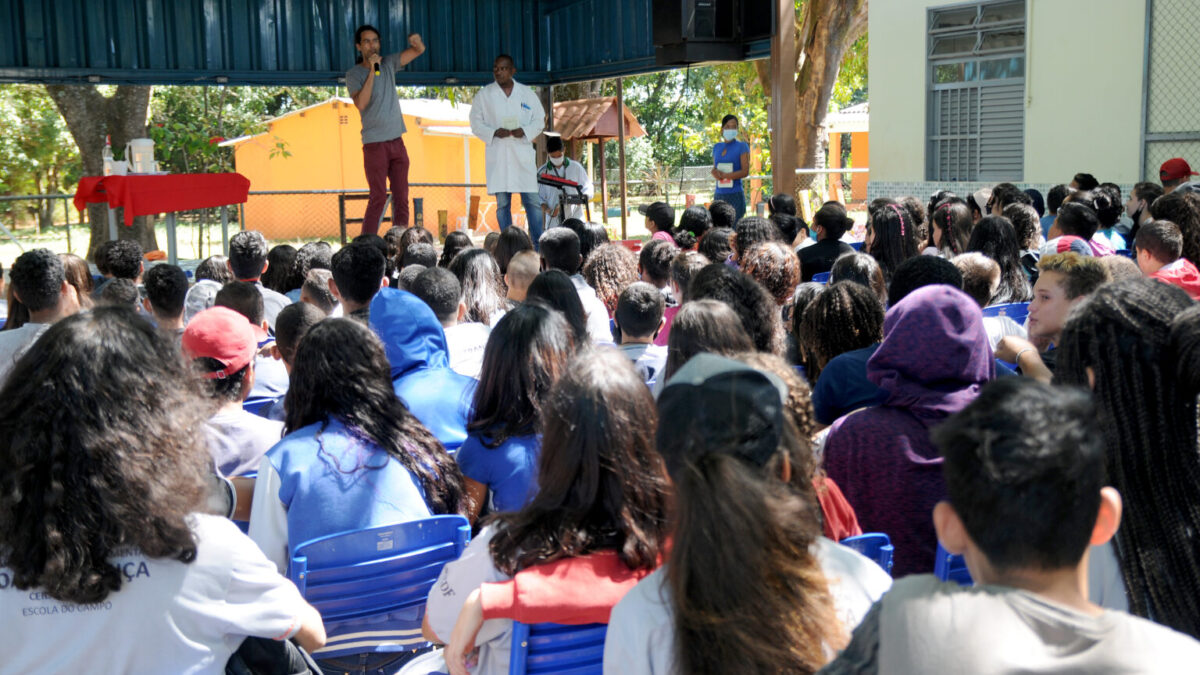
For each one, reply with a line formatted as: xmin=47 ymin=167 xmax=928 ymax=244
xmin=538 ymin=158 xmax=594 ymax=228
xmin=469 ymin=80 xmax=545 ymax=195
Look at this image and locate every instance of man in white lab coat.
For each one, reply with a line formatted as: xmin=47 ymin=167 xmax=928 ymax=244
xmin=538 ymin=132 xmax=594 ymax=230
xmin=469 ymin=54 xmax=546 ymax=247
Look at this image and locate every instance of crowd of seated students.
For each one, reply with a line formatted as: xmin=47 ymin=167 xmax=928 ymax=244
xmin=3 ymin=167 xmax=1200 ymax=673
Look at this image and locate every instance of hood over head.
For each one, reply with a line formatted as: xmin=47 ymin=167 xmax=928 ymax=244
xmin=369 ymin=287 xmax=450 ymax=378
xmin=868 ymin=284 xmax=995 ymax=425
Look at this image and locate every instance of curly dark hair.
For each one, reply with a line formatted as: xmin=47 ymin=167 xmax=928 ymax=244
xmin=1150 ymin=190 xmax=1200 ymax=268
xmin=582 ymin=243 xmax=638 ymax=316
xmin=283 ymin=242 xmax=333 ymax=291
xmin=689 ymin=263 xmax=784 ymax=355
xmin=489 ymin=349 xmax=670 ymax=576
xmin=0 ymin=307 xmax=211 ymax=604
xmin=285 ymin=318 xmax=466 ymax=517
xmin=798 ymin=281 xmax=885 ymax=380
xmin=741 ymin=241 xmax=801 ymax=306
xmin=698 ymin=226 xmax=734 ymax=264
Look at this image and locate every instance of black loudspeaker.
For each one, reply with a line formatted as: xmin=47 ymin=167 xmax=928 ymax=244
xmin=654 ymin=0 xmax=773 ymax=66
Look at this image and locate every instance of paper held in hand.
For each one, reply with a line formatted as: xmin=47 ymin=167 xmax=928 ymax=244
xmin=501 ymin=116 xmax=520 ymax=130
xmin=717 ymin=162 xmax=734 ymax=189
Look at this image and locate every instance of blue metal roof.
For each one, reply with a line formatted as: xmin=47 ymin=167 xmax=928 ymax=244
xmin=0 ymin=0 xmax=769 ymax=86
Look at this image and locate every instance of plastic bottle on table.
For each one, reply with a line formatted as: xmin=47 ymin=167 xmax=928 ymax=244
xmin=102 ymin=135 xmax=114 ymax=176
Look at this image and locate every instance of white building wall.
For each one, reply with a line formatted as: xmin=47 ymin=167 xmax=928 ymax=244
xmin=869 ymin=0 xmax=1147 ymax=195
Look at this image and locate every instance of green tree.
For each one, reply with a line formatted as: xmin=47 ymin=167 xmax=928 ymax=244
xmin=0 ymin=86 xmax=80 ymax=231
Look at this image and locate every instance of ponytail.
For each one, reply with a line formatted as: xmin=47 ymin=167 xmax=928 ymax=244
xmin=666 ymin=423 xmax=845 ymax=674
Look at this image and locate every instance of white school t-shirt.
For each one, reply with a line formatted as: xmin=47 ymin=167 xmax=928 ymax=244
xmin=444 ymin=322 xmax=492 ymax=380
xmin=0 ymin=514 xmax=307 ymax=675
xmin=602 ymin=536 xmax=892 ymax=675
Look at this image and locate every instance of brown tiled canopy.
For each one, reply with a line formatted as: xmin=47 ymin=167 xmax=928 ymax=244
xmin=552 ymin=97 xmax=646 ymax=141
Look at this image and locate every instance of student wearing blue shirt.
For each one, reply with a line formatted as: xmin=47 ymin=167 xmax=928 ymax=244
xmin=248 ymin=317 xmax=466 ymax=671
xmin=457 ymin=302 xmax=578 ymax=520
xmin=711 ymin=114 xmax=751 ymax=220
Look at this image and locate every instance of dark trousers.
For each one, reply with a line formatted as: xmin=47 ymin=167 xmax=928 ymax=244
xmin=362 ymin=136 xmax=410 ymax=236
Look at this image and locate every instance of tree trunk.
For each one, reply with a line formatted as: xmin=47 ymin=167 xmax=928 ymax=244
xmin=793 ymin=0 xmax=867 ymax=191
xmin=44 ymin=84 xmax=158 ymax=259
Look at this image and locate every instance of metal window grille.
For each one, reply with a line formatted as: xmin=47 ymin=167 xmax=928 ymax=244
xmin=927 ymin=0 xmax=1026 ymax=182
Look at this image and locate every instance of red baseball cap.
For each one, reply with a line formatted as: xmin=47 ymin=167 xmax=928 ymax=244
xmin=182 ymin=306 xmax=258 ymax=379
xmin=1160 ymin=157 xmax=1198 ymax=182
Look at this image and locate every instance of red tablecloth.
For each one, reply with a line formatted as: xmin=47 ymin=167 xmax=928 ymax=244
xmin=74 ymin=173 xmax=251 ymax=226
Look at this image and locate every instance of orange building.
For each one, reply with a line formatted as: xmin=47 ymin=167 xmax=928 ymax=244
xmin=825 ymin=102 xmax=870 ymax=203
xmin=222 ymin=98 xmax=491 ymax=240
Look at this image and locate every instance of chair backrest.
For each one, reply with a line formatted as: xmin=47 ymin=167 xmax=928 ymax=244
xmin=508 ymin=621 xmax=607 ymax=675
xmin=616 ymin=239 xmax=643 ymax=253
xmin=840 ymin=533 xmax=894 ymax=575
xmin=288 ymin=515 xmax=471 ymax=658
xmin=981 ymin=302 xmax=1030 ymax=324
xmin=934 ymin=541 xmax=973 ymax=586
xmin=812 ymin=271 xmax=832 ymax=284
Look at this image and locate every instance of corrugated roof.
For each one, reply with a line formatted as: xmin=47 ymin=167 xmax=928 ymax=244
xmin=552 ymin=97 xmax=646 ymax=141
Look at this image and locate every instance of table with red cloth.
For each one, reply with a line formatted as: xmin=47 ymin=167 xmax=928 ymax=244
xmin=74 ymin=173 xmax=250 ymax=264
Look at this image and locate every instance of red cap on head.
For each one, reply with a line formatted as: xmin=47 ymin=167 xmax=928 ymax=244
xmin=1160 ymin=157 xmax=1198 ymax=182
xmin=182 ymin=306 xmax=257 ymax=379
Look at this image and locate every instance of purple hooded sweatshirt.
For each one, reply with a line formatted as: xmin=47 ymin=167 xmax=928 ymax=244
xmin=823 ymin=285 xmax=994 ymax=577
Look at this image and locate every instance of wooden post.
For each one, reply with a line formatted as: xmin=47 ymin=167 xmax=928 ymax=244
xmin=617 ymin=78 xmax=628 ymax=240
xmin=771 ymin=0 xmax=798 ymax=199
xmin=468 ymin=195 xmax=481 ymax=232
xmin=538 ymin=86 xmax=554 ymax=167
xmin=599 ymin=140 xmax=609 ymax=224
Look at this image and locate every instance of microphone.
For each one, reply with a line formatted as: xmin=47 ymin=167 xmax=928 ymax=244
xmin=373 ymin=61 xmax=380 ymax=77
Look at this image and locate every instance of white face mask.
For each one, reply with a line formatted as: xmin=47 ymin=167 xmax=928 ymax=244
xmin=722 ymin=129 xmax=737 ymax=141
xmin=550 ymin=155 xmax=564 ymax=167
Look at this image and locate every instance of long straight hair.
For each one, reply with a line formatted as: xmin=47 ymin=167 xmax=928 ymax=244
xmin=488 ymin=349 xmax=670 ymax=575
xmin=286 ymin=318 xmax=467 ymax=517
xmin=1058 ymin=280 xmax=1200 ymax=638
xmin=660 ymin=403 xmax=844 ymax=673
xmin=469 ymin=302 xmax=576 ymax=446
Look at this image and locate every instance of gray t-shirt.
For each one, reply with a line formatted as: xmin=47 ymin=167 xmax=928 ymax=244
xmin=821 ymin=575 xmax=1200 ymax=674
xmin=346 ymin=53 xmax=408 ymax=144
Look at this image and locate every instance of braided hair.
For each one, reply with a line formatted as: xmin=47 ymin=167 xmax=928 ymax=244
xmin=1058 ymin=279 xmax=1200 ymax=638
xmin=797 ymin=281 xmax=885 ymax=381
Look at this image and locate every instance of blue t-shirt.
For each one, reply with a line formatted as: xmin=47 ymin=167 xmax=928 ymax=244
xmin=712 ymin=140 xmax=750 ymax=195
xmin=812 ymin=344 xmax=889 ymax=426
xmin=455 ymin=432 xmax=541 ymax=513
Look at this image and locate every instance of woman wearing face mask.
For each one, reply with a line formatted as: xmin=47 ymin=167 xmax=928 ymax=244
xmin=538 ymin=132 xmax=594 ymax=230
xmin=711 ymin=114 xmax=751 ymax=221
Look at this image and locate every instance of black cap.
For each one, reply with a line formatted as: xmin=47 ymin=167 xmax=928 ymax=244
xmin=656 ymin=353 xmax=788 ymax=476
xmin=545 ymin=132 xmax=564 ymax=153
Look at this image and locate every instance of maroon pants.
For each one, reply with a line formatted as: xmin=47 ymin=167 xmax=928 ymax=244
xmin=362 ymin=136 xmax=410 ymax=235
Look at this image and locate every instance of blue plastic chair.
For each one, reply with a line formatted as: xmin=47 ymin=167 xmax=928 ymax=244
xmin=1116 ymin=248 xmax=1134 ymax=259
xmin=812 ymin=271 xmax=832 ymax=284
xmin=840 ymin=533 xmax=895 ymax=575
xmin=981 ymin=302 xmax=1030 ymax=324
xmin=934 ymin=542 xmax=973 ymax=586
xmin=850 ymin=241 xmax=864 ymax=251
xmin=508 ymin=621 xmax=606 ymax=675
xmin=288 ymin=516 xmax=471 ymax=659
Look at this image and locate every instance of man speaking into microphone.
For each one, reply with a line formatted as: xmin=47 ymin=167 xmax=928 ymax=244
xmin=347 ymin=25 xmax=425 ymax=235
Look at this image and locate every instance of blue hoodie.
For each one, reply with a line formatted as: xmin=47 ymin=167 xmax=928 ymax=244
xmin=369 ymin=288 xmax=477 ymax=452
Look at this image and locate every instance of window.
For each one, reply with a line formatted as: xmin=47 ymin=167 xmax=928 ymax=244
xmin=927 ymin=1 xmax=1026 ymax=181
